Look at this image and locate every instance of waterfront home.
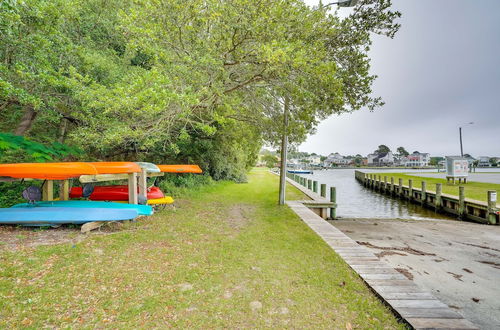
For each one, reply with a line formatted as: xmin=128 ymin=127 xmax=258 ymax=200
xmin=323 ymin=152 xmax=350 ymax=167
xmin=478 ymin=156 xmax=491 ymax=167
xmin=367 ymin=152 xmax=394 ymax=166
xmin=306 ymin=155 xmax=322 ymax=166
xmin=401 ymin=151 xmax=430 ymax=167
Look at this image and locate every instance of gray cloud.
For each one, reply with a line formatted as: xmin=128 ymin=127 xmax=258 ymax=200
xmin=301 ymin=0 xmax=500 ymax=157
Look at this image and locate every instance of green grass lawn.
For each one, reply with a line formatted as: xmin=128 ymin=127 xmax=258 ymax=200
xmin=0 ymin=168 xmax=404 ymax=328
xmin=372 ymin=173 xmax=500 ymax=206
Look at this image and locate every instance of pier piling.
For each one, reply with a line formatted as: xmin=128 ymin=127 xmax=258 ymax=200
xmin=330 ymin=187 xmax=337 ymax=219
xmin=458 ymin=186 xmax=465 ymax=218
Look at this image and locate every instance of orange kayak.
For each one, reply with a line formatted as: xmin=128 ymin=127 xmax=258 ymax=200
xmin=0 ymin=162 xmax=98 ymax=180
xmin=157 ymin=164 xmax=202 ymax=173
xmin=88 ymin=162 xmax=141 ymax=174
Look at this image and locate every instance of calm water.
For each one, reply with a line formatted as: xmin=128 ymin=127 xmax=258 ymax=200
xmin=299 ymin=168 xmax=500 ymax=220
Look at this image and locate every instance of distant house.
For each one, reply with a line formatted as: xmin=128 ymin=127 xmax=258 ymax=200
xmin=401 ymin=152 xmax=430 ymax=167
xmin=307 ymin=155 xmax=322 ymax=166
xmin=324 ymin=153 xmax=350 ymax=167
xmin=368 ymin=152 xmax=394 ymax=166
xmin=478 ymin=156 xmax=491 ymax=167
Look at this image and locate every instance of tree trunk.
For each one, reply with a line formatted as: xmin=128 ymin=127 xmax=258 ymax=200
xmin=278 ymin=96 xmax=289 ymax=205
xmin=58 ymin=118 xmax=68 ymax=143
xmin=14 ymin=106 xmax=37 ymax=135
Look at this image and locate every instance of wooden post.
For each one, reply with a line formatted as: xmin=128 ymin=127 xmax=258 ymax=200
xmin=398 ymin=178 xmax=403 ymax=197
xmin=487 ymin=190 xmax=497 ymax=225
xmin=128 ymin=173 xmax=138 ymax=204
xmin=59 ymin=180 xmax=70 ymax=201
xmin=421 ymin=181 xmax=427 ymax=204
xmin=408 ymin=179 xmax=413 ymax=200
xmin=313 ymin=181 xmax=318 ymax=193
xmin=42 ymin=180 xmax=54 ymax=201
xmin=138 ymin=169 xmax=148 ymax=203
xmin=390 ymin=177 xmax=394 ymax=195
xmin=320 ymin=184 xmax=326 ymax=198
xmin=435 ymin=183 xmax=442 ymax=210
xmin=307 ymin=179 xmax=312 ymax=190
xmin=458 ymin=186 xmax=465 ymax=218
xmin=330 ymin=187 xmax=337 ymax=219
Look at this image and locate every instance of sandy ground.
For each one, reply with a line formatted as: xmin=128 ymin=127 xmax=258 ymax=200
xmin=331 ymin=218 xmax=500 ymax=330
xmin=0 ymin=223 xmax=128 ymax=251
xmin=411 ymin=172 xmax=500 ymax=184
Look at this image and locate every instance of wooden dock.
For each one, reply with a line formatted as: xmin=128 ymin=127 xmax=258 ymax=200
xmin=283 ymin=174 xmax=478 ymax=329
xmin=355 ymin=171 xmax=499 ymax=225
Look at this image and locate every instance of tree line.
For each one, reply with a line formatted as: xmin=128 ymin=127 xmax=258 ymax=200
xmin=0 ymin=0 xmax=399 ymax=181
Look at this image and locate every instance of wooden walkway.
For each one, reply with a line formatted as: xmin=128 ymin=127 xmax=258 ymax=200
xmin=284 ymin=177 xmax=478 ymax=329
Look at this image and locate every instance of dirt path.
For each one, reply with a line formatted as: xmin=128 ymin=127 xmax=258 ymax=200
xmin=332 ymin=218 xmax=500 ymax=330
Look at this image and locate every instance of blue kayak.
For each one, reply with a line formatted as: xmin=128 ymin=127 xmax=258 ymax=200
xmin=0 ymin=207 xmax=138 ymax=225
xmin=12 ymin=201 xmax=153 ymax=216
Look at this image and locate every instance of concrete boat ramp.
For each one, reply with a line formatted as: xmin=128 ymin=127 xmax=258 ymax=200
xmin=284 ymin=175 xmax=485 ymax=329
xmin=333 ymin=218 xmax=500 ymax=330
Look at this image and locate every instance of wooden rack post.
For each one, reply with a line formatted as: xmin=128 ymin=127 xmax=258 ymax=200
xmin=128 ymin=173 xmax=138 ymax=204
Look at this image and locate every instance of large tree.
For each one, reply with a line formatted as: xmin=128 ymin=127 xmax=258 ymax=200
xmin=376 ymin=144 xmax=391 ymax=154
xmin=397 ymin=146 xmax=409 ymax=157
xmin=1 ymin=0 xmax=400 ymax=182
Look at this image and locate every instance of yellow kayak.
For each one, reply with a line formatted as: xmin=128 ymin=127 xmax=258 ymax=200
xmin=147 ymin=196 xmax=175 ymax=205
xmin=112 ymin=196 xmax=174 ymax=205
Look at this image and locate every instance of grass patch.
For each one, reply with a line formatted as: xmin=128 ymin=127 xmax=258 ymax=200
xmin=373 ymin=173 xmax=500 ymax=206
xmin=0 ymin=168 xmax=404 ymax=328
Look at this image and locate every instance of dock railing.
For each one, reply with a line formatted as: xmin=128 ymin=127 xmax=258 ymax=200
xmin=281 ymin=171 xmax=337 ymax=220
xmin=354 ymin=170 xmax=499 ymax=225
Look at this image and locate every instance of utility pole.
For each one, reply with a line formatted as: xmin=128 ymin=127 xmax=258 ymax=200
xmin=459 ymin=127 xmax=463 ymax=157
xmin=459 ymin=122 xmax=473 ymax=157
xmin=278 ymin=97 xmax=289 ymax=205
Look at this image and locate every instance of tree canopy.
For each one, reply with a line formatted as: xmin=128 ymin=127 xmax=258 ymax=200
xmin=376 ymin=144 xmax=391 ymax=154
xmin=396 ymin=146 xmax=409 ymax=157
xmin=0 ymin=0 xmax=400 ymax=180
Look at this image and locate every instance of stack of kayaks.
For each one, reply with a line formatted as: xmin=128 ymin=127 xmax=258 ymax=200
xmin=0 ymin=162 xmax=203 ymax=227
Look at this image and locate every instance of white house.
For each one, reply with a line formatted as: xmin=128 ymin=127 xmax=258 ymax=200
xmin=307 ymin=155 xmax=322 ymax=166
xmin=478 ymin=156 xmax=491 ymax=167
xmin=368 ymin=152 xmax=394 ymax=166
xmin=324 ymin=153 xmax=350 ymax=167
xmin=402 ymin=152 xmax=430 ymax=167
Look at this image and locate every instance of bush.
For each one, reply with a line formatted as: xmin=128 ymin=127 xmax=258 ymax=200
xmin=157 ymin=174 xmax=214 ymax=197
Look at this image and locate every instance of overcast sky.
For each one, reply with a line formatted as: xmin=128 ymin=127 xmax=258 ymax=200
xmin=300 ymin=0 xmax=500 ymax=157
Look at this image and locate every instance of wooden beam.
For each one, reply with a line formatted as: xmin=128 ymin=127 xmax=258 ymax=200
xmin=0 ymin=177 xmax=35 ymax=182
xmin=79 ymin=173 xmax=130 ymax=183
xmin=148 ymin=172 xmax=165 ymax=178
xmin=138 ymin=169 xmax=148 ymax=202
xmin=42 ymin=180 xmax=54 ymax=201
xmin=59 ymin=180 xmax=70 ymax=201
xmin=128 ymin=173 xmax=138 ymax=204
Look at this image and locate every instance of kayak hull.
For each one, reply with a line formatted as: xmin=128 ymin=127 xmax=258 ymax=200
xmin=158 ymin=165 xmax=202 ymax=173
xmin=0 ymin=162 xmax=98 ymax=180
xmin=147 ymin=196 xmax=174 ymax=205
xmin=0 ymin=207 xmax=138 ymax=225
xmin=11 ymin=201 xmax=153 ymax=216
xmin=70 ymin=185 xmax=164 ymax=201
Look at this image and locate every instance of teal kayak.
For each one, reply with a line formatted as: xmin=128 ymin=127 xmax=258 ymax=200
xmin=12 ymin=201 xmax=153 ymax=216
xmin=0 ymin=207 xmax=138 ymax=226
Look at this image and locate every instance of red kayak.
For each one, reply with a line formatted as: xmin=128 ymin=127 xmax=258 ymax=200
xmin=70 ymin=185 xmax=164 ymax=201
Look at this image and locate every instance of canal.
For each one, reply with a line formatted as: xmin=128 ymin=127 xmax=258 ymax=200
xmin=299 ymin=168 xmax=500 ymax=220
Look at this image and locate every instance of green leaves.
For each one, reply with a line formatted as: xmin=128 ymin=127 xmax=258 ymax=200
xmin=0 ymin=0 xmax=400 ymax=181
xmin=0 ymin=133 xmax=81 ymax=162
